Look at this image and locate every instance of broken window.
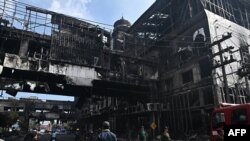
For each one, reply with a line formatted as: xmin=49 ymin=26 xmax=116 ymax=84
xmin=199 ymin=58 xmax=212 ymax=78
xmin=193 ymin=34 xmax=206 ymax=56
xmin=182 ymin=70 xmax=193 ymax=84
xmin=178 ymin=47 xmax=193 ymax=62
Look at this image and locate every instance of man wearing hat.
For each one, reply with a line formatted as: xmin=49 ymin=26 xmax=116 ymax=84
xmin=97 ymin=121 xmax=117 ymax=141
xmin=161 ymin=126 xmax=171 ymax=141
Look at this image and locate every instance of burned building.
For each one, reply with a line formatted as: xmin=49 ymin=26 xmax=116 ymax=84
xmin=81 ymin=0 xmax=250 ymax=138
xmin=1 ymin=0 xmax=250 ymax=139
xmin=0 ymin=0 xmax=152 ymax=132
xmin=0 ymin=97 xmax=75 ymax=121
xmin=0 ymin=0 xmax=112 ymax=96
xmin=124 ymin=0 xmax=250 ymax=136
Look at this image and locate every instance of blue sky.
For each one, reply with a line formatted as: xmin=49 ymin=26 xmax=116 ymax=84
xmin=19 ymin=0 xmax=155 ymax=28
xmin=1 ymin=0 xmax=155 ymax=101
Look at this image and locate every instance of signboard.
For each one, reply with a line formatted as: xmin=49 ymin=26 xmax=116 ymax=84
xmin=150 ymin=122 xmax=157 ymax=130
xmin=45 ymin=113 xmax=60 ymax=119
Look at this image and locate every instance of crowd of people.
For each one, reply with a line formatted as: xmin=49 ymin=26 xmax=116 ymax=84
xmin=2 ymin=122 xmax=225 ymax=141
xmin=93 ymin=121 xmax=172 ymax=141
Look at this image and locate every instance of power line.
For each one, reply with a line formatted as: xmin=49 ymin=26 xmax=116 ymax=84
xmin=1 ymin=0 xmax=114 ymax=28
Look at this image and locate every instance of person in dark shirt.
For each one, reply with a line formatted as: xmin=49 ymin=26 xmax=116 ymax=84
xmin=97 ymin=121 xmax=117 ymax=141
xmin=23 ymin=131 xmax=38 ymax=141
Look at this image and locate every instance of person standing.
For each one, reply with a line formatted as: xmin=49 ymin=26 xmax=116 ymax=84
xmin=138 ymin=126 xmax=147 ymax=141
xmin=216 ymin=128 xmax=224 ymax=141
xmin=75 ymin=128 xmax=80 ymax=141
xmin=161 ymin=127 xmax=171 ymax=141
xmin=51 ymin=131 xmax=57 ymax=141
xmin=23 ymin=130 xmax=39 ymax=141
xmin=97 ymin=121 xmax=117 ymax=141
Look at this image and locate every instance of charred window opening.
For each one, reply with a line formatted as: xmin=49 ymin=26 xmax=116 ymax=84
xmin=182 ymin=70 xmax=193 ymax=84
xmin=199 ymin=58 xmax=212 ymax=78
xmin=193 ymin=34 xmax=206 ymax=56
xmin=28 ymin=41 xmax=49 ymax=60
xmin=0 ymin=38 xmax=20 ymax=55
xmin=179 ymin=47 xmax=193 ymax=62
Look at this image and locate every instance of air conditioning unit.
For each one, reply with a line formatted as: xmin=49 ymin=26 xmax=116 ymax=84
xmin=146 ymin=103 xmax=160 ymax=111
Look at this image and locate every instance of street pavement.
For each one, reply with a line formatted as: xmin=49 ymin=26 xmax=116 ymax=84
xmin=3 ymin=134 xmax=75 ymax=141
xmin=39 ymin=133 xmax=75 ymax=141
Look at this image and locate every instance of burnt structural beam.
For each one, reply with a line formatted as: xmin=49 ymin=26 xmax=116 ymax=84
xmin=210 ymin=32 xmax=233 ymax=103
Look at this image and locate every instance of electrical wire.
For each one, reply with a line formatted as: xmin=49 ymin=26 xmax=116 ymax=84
xmin=0 ymin=2 xmax=111 ymax=33
xmin=1 ymin=0 xmax=114 ymax=28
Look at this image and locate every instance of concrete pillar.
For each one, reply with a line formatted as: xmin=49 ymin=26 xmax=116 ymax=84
xmin=19 ymin=39 xmax=29 ymax=57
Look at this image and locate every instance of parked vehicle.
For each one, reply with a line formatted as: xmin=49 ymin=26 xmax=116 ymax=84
xmin=210 ymin=103 xmax=250 ymax=141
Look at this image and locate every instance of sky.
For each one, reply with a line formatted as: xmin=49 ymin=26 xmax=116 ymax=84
xmin=0 ymin=0 xmax=155 ymax=101
xmin=18 ymin=0 xmax=155 ymax=28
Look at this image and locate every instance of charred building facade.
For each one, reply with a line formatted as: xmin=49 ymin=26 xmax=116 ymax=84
xmin=0 ymin=0 xmax=152 ymax=133
xmin=1 ymin=0 xmax=250 ymax=139
xmin=122 ymin=0 xmax=250 ymax=137
xmin=83 ymin=0 xmax=250 ymax=138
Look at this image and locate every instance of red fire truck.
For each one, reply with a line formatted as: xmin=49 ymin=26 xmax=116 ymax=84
xmin=210 ymin=103 xmax=250 ymax=141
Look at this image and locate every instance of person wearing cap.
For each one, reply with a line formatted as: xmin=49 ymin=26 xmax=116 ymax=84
xmin=97 ymin=121 xmax=117 ymax=141
xmin=161 ymin=127 xmax=171 ymax=141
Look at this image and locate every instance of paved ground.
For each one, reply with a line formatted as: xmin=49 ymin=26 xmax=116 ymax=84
xmin=39 ymin=133 xmax=75 ymax=141
xmin=4 ymin=135 xmax=24 ymax=141
xmin=2 ymin=133 xmax=75 ymax=141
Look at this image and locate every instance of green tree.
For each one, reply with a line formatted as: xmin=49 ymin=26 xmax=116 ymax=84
xmin=7 ymin=111 xmax=19 ymax=126
xmin=0 ymin=112 xmax=19 ymax=132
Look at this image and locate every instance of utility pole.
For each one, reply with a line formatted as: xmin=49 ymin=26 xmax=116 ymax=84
xmin=211 ymin=32 xmax=236 ymax=103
